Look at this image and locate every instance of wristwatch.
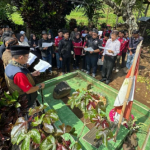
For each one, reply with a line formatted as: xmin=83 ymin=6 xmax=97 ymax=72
xmin=38 ymin=84 xmax=42 ymax=90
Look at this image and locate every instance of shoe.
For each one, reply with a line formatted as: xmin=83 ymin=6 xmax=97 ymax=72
xmin=116 ymin=69 xmax=119 ymax=72
xmin=92 ymin=73 xmax=96 ymax=78
xmin=100 ymin=78 xmax=106 ymax=82
xmin=62 ymin=72 xmax=65 ymax=75
xmin=81 ymin=69 xmax=84 ymax=72
xmin=106 ymin=80 xmax=110 ymax=85
xmin=86 ymin=71 xmax=89 ymax=74
xmin=84 ymin=70 xmax=87 ymax=73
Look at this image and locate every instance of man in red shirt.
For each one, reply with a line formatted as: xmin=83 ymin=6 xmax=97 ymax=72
xmin=5 ymin=45 xmax=45 ymax=108
xmin=55 ymin=29 xmax=63 ymax=69
xmin=116 ymin=30 xmax=126 ymax=72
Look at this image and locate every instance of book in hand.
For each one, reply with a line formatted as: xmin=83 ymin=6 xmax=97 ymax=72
xmin=84 ymin=47 xmax=94 ymax=52
xmin=42 ymin=42 xmax=53 ymax=47
xmin=34 ymin=59 xmax=51 ymax=72
xmin=27 ymin=52 xmax=37 ymax=65
xmin=82 ymin=33 xmax=87 ymax=37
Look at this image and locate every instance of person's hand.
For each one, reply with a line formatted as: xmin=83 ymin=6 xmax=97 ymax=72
xmin=40 ymin=83 xmax=45 ymax=89
xmin=108 ymin=50 xmax=114 ymax=54
xmin=43 ymin=47 xmax=48 ymax=50
xmin=53 ymin=54 xmax=55 ymax=58
xmin=90 ymin=51 xmax=94 ymax=54
xmin=73 ymin=54 xmax=75 ymax=58
xmin=33 ymin=44 xmax=36 ymax=47
xmin=129 ymin=48 xmax=132 ymax=51
xmin=60 ymin=57 xmax=62 ymax=61
xmin=102 ymin=56 xmax=104 ymax=62
xmin=32 ymin=71 xmax=40 ymax=76
xmin=130 ymin=51 xmax=133 ymax=55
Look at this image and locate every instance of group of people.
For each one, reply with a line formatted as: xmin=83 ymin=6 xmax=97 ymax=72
xmin=0 ymin=25 xmax=143 ymax=85
xmin=0 ymin=24 xmax=143 ymax=125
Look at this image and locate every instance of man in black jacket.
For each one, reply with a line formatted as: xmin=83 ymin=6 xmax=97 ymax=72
xmin=58 ymin=30 xmax=74 ymax=75
xmin=85 ymin=29 xmax=103 ymax=78
xmin=38 ymin=30 xmax=54 ymax=73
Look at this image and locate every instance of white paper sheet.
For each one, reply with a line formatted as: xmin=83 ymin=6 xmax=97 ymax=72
xmin=34 ymin=59 xmax=51 ymax=72
xmin=42 ymin=42 xmax=53 ymax=47
xmin=84 ymin=47 xmax=94 ymax=52
xmin=98 ymin=31 xmax=103 ymax=36
xmin=27 ymin=53 xmax=37 ymax=65
xmin=82 ymin=33 xmax=87 ymax=37
xmin=99 ymin=46 xmax=110 ymax=50
xmin=114 ymin=77 xmax=135 ymax=107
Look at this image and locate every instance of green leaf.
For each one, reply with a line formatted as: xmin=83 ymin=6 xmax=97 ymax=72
xmin=43 ymin=123 xmax=54 ymax=133
xmin=69 ymin=127 xmax=77 ymax=137
xmin=43 ymin=115 xmax=51 ymax=124
xmin=17 ymin=133 xmax=26 ymax=145
xmin=40 ymin=135 xmax=56 ymax=150
xmin=21 ymin=135 xmax=30 ymax=150
xmin=15 ymin=102 xmax=21 ymax=108
xmin=32 ymin=114 xmax=45 ymax=127
xmin=29 ymin=104 xmax=48 ymax=116
xmin=54 ymin=129 xmax=64 ymax=136
xmin=28 ymin=129 xmax=41 ymax=144
xmin=59 ymin=123 xmax=72 ymax=133
xmin=107 ymin=131 xmax=113 ymax=138
xmin=4 ymin=91 xmax=12 ymax=100
xmin=46 ymin=109 xmax=59 ymax=121
xmin=11 ymin=117 xmax=27 ymax=145
xmin=71 ymin=142 xmax=82 ymax=150
xmin=12 ymin=91 xmax=19 ymax=99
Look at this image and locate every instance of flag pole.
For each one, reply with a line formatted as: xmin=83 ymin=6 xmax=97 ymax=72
xmin=114 ymin=41 xmax=143 ymax=142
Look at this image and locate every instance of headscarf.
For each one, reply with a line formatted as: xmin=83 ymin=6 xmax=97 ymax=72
xmin=30 ymin=34 xmax=38 ymax=47
xmin=73 ymin=33 xmax=81 ymax=43
xmin=17 ymin=34 xmax=24 ymax=42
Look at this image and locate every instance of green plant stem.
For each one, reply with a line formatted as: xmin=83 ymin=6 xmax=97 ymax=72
xmin=77 ymin=119 xmax=86 ymax=141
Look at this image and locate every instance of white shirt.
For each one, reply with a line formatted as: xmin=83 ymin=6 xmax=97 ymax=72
xmin=19 ymin=41 xmax=29 ymax=46
xmin=103 ymin=39 xmax=121 ymax=56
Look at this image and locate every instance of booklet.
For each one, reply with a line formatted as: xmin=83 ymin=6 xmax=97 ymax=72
xmin=42 ymin=42 xmax=53 ymax=47
xmin=34 ymin=59 xmax=51 ymax=72
xmin=99 ymin=46 xmax=110 ymax=50
xmin=98 ymin=31 xmax=103 ymax=36
xmin=84 ymin=47 xmax=94 ymax=52
xmin=82 ymin=33 xmax=87 ymax=37
xmin=27 ymin=52 xmax=37 ymax=65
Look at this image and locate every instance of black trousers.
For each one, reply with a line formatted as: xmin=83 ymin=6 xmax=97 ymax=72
xmin=122 ymin=52 xmax=126 ymax=67
xmin=73 ymin=55 xmax=81 ymax=68
xmin=62 ymin=57 xmax=70 ymax=73
xmin=82 ymin=55 xmax=87 ymax=70
xmin=102 ymin=55 xmax=115 ymax=80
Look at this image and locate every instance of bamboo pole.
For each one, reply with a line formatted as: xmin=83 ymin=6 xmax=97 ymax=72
xmin=141 ymin=126 xmax=150 ymax=150
xmin=114 ymin=41 xmax=143 ymax=142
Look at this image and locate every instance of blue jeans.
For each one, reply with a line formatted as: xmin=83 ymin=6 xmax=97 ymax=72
xmin=56 ymin=53 xmax=62 ymax=69
xmin=86 ymin=55 xmax=98 ymax=74
xmin=126 ymin=53 xmax=135 ymax=69
xmin=42 ymin=54 xmax=52 ymax=71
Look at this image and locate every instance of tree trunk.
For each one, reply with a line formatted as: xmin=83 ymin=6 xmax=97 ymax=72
xmin=116 ymin=16 xmax=119 ymax=27
xmin=104 ymin=0 xmax=138 ymax=32
xmin=145 ymin=3 xmax=150 ymax=17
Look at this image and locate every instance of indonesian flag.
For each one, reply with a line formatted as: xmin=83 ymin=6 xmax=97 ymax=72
xmin=114 ymin=45 xmax=142 ymax=121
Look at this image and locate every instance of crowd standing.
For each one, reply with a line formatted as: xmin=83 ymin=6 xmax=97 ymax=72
xmin=0 ymin=24 xmax=143 ymax=114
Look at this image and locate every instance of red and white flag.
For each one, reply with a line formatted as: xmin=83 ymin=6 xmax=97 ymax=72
xmin=114 ymin=51 xmax=141 ymax=121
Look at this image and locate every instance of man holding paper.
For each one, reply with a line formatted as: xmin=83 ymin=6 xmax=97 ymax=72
xmin=38 ymin=30 xmax=54 ymax=74
xmin=5 ymin=45 xmax=45 ymax=109
xmin=84 ymin=29 xmax=103 ymax=78
xmin=100 ymin=30 xmax=120 ymax=84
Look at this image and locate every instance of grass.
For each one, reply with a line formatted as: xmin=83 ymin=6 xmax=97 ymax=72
xmin=66 ymin=6 xmax=150 ymax=28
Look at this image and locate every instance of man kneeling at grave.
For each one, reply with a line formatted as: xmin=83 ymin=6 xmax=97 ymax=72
xmin=5 ymin=45 xmax=45 ymax=109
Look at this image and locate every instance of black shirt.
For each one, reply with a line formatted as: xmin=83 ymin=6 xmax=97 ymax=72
xmin=85 ymin=37 xmax=103 ymax=56
xmin=58 ymin=38 xmax=74 ymax=58
xmin=0 ymin=44 xmax=5 ymax=58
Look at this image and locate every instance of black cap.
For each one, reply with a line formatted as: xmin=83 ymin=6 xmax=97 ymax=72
xmin=42 ymin=30 xmax=47 ymax=35
xmin=132 ymin=30 xmax=139 ymax=34
xmin=11 ymin=45 xmax=30 ymax=56
xmin=93 ymin=29 xmax=98 ymax=34
xmin=58 ymin=29 xmax=63 ymax=33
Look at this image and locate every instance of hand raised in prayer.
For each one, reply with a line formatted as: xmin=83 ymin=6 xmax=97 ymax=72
xmin=32 ymin=71 xmax=40 ymax=76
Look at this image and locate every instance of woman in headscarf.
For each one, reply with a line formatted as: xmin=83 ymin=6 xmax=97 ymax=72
xmin=30 ymin=34 xmax=41 ymax=59
xmin=72 ymin=33 xmax=83 ymax=69
xmin=2 ymin=37 xmax=19 ymax=68
xmin=18 ymin=34 xmax=29 ymax=46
